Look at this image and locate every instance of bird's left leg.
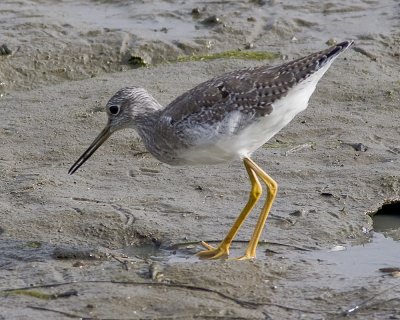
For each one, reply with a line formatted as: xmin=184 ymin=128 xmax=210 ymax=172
xmin=197 ymin=158 xmax=262 ymax=259
xmin=235 ymin=158 xmax=278 ymax=260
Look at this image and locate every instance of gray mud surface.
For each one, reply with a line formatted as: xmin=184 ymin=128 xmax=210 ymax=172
xmin=1 ymin=1 xmax=400 ymax=319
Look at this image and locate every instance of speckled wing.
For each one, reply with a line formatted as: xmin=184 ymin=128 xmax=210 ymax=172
xmin=161 ymin=41 xmax=352 ymax=135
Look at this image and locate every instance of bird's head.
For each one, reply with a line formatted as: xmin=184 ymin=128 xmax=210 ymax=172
xmin=68 ymin=86 xmax=162 ymax=175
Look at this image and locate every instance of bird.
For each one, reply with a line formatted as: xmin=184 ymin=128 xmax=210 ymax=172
xmin=69 ymin=40 xmax=354 ymax=260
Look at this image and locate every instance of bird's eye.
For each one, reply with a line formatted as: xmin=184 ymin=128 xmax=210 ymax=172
xmin=109 ymin=105 xmax=120 ymax=115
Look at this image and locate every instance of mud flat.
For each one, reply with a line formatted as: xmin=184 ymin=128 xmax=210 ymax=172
xmin=1 ymin=0 xmax=400 ymax=319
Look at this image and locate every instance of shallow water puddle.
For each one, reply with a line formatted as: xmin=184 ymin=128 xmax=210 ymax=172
xmin=123 ymin=241 xmax=271 ymax=263
xmin=371 ymin=200 xmax=400 ymax=232
xmin=297 ymin=233 xmax=400 ymax=280
xmin=373 ymin=214 xmax=400 ymax=232
xmin=123 ymin=232 xmax=400 ymax=274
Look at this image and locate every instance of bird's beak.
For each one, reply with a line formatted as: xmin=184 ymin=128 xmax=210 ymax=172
xmin=68 ymin=125 xmax=112 ymax=175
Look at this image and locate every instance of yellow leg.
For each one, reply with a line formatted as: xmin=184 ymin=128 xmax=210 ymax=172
xmin=236 ymin=158 xmax=278 ymax=260
xmin=197 ymin=158 xmax=263 ymax=259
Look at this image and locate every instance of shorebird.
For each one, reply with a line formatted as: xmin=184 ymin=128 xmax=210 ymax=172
xmin=69 ymin=40 xmax=354 ymax=260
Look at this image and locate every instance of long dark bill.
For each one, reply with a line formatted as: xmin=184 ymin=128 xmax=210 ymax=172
xmin=68 ymin=126 xmax=112 ymax=175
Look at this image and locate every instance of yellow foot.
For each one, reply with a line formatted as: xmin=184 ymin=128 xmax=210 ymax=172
xmin=196 ymin=241 xmax=229 ymax=260
xmin=230 ymin=253 xmax=256 ymax=261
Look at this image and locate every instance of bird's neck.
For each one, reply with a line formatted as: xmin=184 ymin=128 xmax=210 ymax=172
xmin=132 ymin=92 xmax=164 ymax=127
xmin=134 ymin=105 xmax=163 ymax=143
xmin=131 ymin=94 xmax=174 ymax=161
xmin=135 ymin=109 xmax=160 ymax=129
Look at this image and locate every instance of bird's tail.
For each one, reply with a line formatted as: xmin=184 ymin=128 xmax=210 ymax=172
xmin=317 ymin=40 xmax=354 ymax=69
xmin=278 ymin=40 xmax=354 ymax=85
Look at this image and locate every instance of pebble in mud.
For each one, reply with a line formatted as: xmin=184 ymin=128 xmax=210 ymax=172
xmin=352 ymin=143 xmax=368 ymax=152
xmin=0 ymin=44 xmax=12 ymax=55
xmin=149 ymin=262 xmax=165 ymax=281
xmin=289 ymin=209 xmax=306 ymax=217
xmin=191 ymin=8 xmax=201 ymax=17
xmin=200 ymin=15 xmax=222 ymax=26
xmin=326 ymin=38 xmax=337 ymax=46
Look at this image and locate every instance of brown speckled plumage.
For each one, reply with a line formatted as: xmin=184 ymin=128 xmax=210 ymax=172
xmin=162 ymin=41 xmax=350 ymax=125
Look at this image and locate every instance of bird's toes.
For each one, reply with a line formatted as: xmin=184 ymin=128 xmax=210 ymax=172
xmin=230 ymin=253 xmax=255 ymax=261
xmin=200 ymin=241 xmax=216 ymax=250
xmin=196 ymin=249 xmax=228 ymax=260
xmin=196 ymin=241 xmax=229 ymax=260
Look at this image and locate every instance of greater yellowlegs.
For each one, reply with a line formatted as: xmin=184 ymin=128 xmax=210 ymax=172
xmin=69 ymin=40 xmax=354 ymax=260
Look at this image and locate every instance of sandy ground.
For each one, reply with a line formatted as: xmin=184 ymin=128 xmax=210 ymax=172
xmin=1 ymin=1 xmax=400 ymax=319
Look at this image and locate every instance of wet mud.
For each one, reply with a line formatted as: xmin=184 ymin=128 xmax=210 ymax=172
xmin=1 ymin=0 xmax=400 ymax=319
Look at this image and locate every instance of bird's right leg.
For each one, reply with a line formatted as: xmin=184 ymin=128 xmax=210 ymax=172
xmin=197 ymin=158 xmax=263 ymax=259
